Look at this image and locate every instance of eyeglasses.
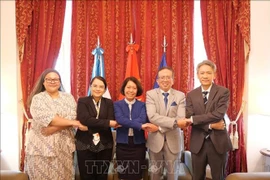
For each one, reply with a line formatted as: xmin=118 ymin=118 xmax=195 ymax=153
xmin=44 ymin=78 xmax=60 ymax=83
xmin=158 ymin=76 xmax=172 ymax=80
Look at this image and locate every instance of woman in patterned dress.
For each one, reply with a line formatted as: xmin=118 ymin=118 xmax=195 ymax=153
xmin=25 ymin=68 xmax=82 ymax=180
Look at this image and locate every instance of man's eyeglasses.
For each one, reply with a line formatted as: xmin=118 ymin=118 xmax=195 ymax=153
xmin=45 ymin=78 xmax=60 ymax=83
xmin=158 ymin=76 xmax=172 ymax=80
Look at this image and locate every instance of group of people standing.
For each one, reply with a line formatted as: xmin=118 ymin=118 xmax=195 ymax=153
xmin=25 ymin=60 xmax=232 ymax=180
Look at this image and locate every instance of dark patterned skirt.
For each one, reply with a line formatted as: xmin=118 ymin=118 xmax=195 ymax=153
xmin=116 ymin=136 xmax=146 ymax=180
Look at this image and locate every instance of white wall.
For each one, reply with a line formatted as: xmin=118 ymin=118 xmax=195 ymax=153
xmin=0 ymin=1 xmax=20 ymax=170
xmin=1 ymin=0 xmax=270 ymax=173
xmin=246 ymin=1 xmax=270 ymax=172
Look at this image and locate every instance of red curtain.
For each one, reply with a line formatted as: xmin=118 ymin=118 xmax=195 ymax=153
xmin=16 ymin=0 xmax=66 ymax=171
xmin=70 ymin=0 xmax=194 ymax=102
xmin=201 ymin=0 xmax=250 ymax=174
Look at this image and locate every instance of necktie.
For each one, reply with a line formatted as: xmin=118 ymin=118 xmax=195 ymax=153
xmin=202 ymin=91 xmax=208 ymax=105
xmin=162 ymin=92 xmax=169 ymax=141
xmin=93 ymin=101 xmax=100 ymax=145
xmin=163 ymin=92 xmax=169 ymax=109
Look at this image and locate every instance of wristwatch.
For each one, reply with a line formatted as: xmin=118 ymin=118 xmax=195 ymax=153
xmin=173 ymin=120 xmax=178 ymax=128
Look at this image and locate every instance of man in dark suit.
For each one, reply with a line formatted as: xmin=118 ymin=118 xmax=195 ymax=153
xmin=185 ymin=60 xmax=232 ymax=180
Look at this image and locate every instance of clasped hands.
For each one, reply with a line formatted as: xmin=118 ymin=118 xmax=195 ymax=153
xmin=141 ymin=123 xmax=159 ymax=133
xmin=176 ymin=118 xmax=226 ymax=130
xmin=176 ymin=118 xmax=192 ymax=129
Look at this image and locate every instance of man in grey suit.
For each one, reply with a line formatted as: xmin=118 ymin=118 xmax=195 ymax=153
xmin=146 ymin=67 xmax=189 ymax=180
xmin=185 ymin=60 xmax=232 ymax=180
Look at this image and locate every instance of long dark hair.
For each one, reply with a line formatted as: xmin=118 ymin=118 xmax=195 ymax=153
xmin=27 ymin=68 xmax=64 ymax=107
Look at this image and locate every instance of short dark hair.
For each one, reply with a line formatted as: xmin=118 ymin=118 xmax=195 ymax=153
xmin=90 ymin=76 xmax=107 ymax=90
xmin=157 ymin=66 xmax=175 ymax=78
xmin=196 ymin=60 xmax=217 ymax=73
xmin=120 ymin=76 xmax=143 ymax=97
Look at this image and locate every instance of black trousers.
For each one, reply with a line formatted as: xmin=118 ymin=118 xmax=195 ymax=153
xmin=77 ymin=148 xmax=112 ymax=180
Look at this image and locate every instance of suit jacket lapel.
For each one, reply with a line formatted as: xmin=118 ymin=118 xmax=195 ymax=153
xmin=98 ymin=98 xmax=105 ymax=118
xmin=158 ymin=88 xmax=176 ymax=115
xmin=167 ymin=89 xmax=176 ymax=114
xmin=88 ymin=96 xmax=99 ymax=118
xmin=157 ymin=89 xmax=167 ymax=115
xmin=194 ymin=87 xmax=205 ymax=110
xmin=205 ymin=83 xmax=218 ymax=112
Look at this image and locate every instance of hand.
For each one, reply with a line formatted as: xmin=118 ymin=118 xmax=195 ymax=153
xmin=142 ymin=123 xmax=159 ymax=132
xmin=210 ymin=119 xmax=226 ymax=130
xmin=41 ymin=126 xmax=56 ymax=136
xmin=41 ymin=125 xmax=68 ymax=136
xmin=71 ymin=120 xmax=82 ymax=128
xmin=109 ymin=120 xmax=122 ymax=129
xmin=78 ymin=123 xmax=88 ymax=131
xmin=177 ymin=119 xmax=192 ymax=129
xmin=185 ymin=118 xmax=192 ymax=126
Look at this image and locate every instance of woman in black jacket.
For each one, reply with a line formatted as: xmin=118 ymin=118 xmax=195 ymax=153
xmin=75 ymin=76 xmax=120 ymax=180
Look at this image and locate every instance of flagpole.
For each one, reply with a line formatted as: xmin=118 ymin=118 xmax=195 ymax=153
xmin=162 ymin=35 xmax=168 ymax=52
xmin=129 ymin=33 xmax=134 ymax=44
xmin=153 ymin=36 xmax=168 ymax=88
xmin=97 ymin=36 xmax=100 ymax=47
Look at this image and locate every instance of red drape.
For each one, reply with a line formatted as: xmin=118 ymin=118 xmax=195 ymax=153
xmin=201 ymin=0 xmax=250 ymax=174
xmin=16 ymin=0 xmax=66 ymax=171
xmin=70 ymin=0 xmax=194 ymax=103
